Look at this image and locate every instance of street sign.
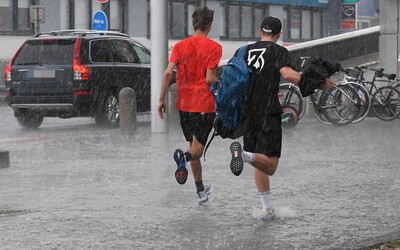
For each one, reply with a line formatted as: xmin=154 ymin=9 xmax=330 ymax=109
xmin=343 ymin=0 xmax=359 ymax=2
xmin=96 ymin=0 xmax=109 ymax=3
xmin=341 ymin=20 xmax=356 ymax=29
xmin=341 ymin=3 xmax=357 ymax=30
xmin=29 ymin=5 xmax=45 ymax=24
xmin=92 ymin=11 xmax=108 ymax=31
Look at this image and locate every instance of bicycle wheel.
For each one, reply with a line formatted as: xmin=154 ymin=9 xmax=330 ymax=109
xmin=281 ymin=105 xmax=299 ymax=129
xmin=320 ymin=85 xmax=361 ymax=126
xmin=278 ymin=83 xmax=305 ymax=119
xmin=309 ymin=90 xmax=333 ymax=125
xmin=394 ymin=83 xmax=400 ymax=119
xmin=371 ymin=86 xmax=400 ymax=121
xmin=341 ymin=81 xmax=371 ymax=124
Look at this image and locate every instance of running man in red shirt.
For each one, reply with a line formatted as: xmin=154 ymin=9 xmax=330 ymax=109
xmin=158 ymin=7 xmax=222 ymax=205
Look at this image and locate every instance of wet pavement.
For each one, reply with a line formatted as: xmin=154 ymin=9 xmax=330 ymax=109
xmin=0 ymin=105 xmax=399 ymax=250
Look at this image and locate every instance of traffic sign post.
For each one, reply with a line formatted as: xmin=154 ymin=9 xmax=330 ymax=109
xmin=92 ymin=11 xmax=108 ymax=31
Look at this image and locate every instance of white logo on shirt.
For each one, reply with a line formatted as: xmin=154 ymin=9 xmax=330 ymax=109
xmin=247 ymin=48 xmax=266 ymax=71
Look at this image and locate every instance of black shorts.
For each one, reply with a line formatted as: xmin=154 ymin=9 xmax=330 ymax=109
xmin=179 ymin=111 xmax=216 ymax=146
xmin=243 ymin=113 xmax=282 ymax=158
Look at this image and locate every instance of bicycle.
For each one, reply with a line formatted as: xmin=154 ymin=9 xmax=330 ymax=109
xmin=339 ymin=67 xmax=372 ymax=124
xmin=279 ymin=57 xmax=361 ymax=126
xmin=346 ymin=66 xmax=400 ymax=121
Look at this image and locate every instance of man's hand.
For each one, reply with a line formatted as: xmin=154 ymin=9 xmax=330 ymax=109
xmin=320 ymin=78 xmax=335 ymax=90
xmin=158 ymin=100 xmax=166 ymax=119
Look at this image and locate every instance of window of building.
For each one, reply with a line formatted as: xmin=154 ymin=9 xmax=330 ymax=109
xmin=290 ymin=9 xmax=301 ymax=40
xmin=168 ymin=0 xmax=203 ymax=39
xmin=301 ymin=10 xmax=311 ymax=40
xmin=221 ymin=2 xmax=268 ymax=41
xmin=313 ymin=11 xmax=322 ymax=39
xmin=147 ymin=0 xmax=200 ymax=39
xmin=0 ymin=0 xmax=37 ymax=35
xmin=18 ymin=0 xmax=30 ymax=31
xmin=0 ymin=0 xmax=12 ymax=31
xmin=359 ymin=20 xmax=370 ymax=29
xmin=170 ymin=0 xmax=186 ymax=38
xmin=285 ymin=7 xmax=325 ymax=42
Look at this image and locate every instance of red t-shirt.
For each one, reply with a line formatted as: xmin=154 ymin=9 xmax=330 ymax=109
xmin=170 ymin=36 xmax=222 ymax=113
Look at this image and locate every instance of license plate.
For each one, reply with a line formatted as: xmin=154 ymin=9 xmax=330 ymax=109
xmin=33 ymin=70 xmax=55 ymax=78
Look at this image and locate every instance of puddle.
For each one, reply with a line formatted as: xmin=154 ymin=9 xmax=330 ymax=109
xmin=0 ymin=210 xmax=29 ymax=217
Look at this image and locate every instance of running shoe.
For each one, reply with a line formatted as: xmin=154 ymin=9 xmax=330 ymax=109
xmin=197 ymin=183 xmax=213 ymax=205
xmin=259 ymin=207 xmax=275 ymax=221
xmin=230 ymin=141 xmax=244 ymax=176
xmin=174 ymin=149 xmax=188 ymax=185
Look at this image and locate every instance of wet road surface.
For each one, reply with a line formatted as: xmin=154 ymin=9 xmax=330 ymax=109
xmin=0 ymin=106 xmax=399 ymax=250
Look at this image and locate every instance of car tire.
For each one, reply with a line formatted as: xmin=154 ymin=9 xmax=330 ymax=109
xmin=95 ymin=90 xmax=120 ymax=128
xmin=15 ymin=110 xmax=44 ymax=129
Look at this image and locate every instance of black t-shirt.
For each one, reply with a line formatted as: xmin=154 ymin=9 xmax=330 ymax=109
xmin=234 ymin=41 xmax=291 ymax=116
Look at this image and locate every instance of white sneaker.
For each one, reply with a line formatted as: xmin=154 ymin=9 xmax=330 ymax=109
xmin=259 ymin=207 xmax=275 ymax=221
xmin=197 ymin=183 xmax=213 ymax=205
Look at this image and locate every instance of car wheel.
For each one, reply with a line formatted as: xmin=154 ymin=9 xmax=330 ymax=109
xmin=95 ymin=90 xmax=119 ymax=127
xmin=15 ymin=110 xmax=44 ymax=129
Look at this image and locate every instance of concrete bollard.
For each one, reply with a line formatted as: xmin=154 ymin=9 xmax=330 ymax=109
xmin=119 ymin=87 xmax=137 ymax=133
xmin=0 ymin=150 xmax=10 ymax=168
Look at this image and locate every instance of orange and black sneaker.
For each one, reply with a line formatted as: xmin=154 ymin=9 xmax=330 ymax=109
xmin=174 ymin=149 xmax=188 ymax=185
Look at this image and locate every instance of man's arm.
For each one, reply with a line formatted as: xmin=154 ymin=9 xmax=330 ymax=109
xmin=280 ymin=66 xmax=301 ymax=85
xmin=206 ymin=67 xmax=219 ymax=85
xmin=281 ymin=66 xmax=335 ymax=91
xmin=158 ymin=62 xmax=176 ymax=119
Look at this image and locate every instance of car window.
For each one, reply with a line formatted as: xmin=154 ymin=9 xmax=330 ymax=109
xmin=112 ymin=40 xmax=138 ymax=63
xmin=131 ymin=41 xmax=151 ymax=64
xmin=13 ymin=39 xmax=75 ymax=65
xmin=90 ymin=40 xmax=115 ymax=63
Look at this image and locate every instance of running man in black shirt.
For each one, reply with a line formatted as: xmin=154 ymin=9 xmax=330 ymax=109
xmin=229 ymin=16 xmax=334 ymax=221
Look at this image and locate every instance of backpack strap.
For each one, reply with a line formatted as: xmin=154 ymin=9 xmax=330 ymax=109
xmin=203 ymin=128 xmax=217 ymax=161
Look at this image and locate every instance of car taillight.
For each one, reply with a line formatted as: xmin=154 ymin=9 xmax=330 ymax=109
xmin=73 ymin=37 xmax=91 ymax=80
xmin=4 ymin=63 xmax=11 ymax=82
xmin=73 ymin=90 xmax=90 ymax=96
xmin=73 ymin=63 xmax=90 ymax=80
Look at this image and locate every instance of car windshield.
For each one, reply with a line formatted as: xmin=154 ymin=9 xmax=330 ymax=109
xmin=13 ymin=39 xmax=76 ymax=65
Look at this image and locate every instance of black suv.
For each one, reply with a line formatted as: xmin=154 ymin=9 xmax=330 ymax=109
xmin=4 ymin=30 xmax=154 ymax=128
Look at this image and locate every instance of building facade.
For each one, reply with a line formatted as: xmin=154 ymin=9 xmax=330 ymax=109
xmin=0 ymin=0 xmax=379 ymax=61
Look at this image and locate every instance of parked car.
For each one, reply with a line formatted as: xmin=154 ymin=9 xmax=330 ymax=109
xmin=3 ymin=30 xmax=161 ymax=128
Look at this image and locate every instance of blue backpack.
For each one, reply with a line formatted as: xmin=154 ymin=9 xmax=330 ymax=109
xmin=204 ymin=45 xmax=253 ymax=160
xmin=210 ymin=45 xmax=254 ymax=139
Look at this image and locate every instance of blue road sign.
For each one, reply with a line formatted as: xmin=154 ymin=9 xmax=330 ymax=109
xmin=92 ymin=11 xmax=108 ymax=31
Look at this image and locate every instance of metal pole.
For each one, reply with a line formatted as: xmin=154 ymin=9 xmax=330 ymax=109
xmin=150 ymin=0 xmax=168 ymax=133
xmin=379 ymin=0 xmax=399 ymax=76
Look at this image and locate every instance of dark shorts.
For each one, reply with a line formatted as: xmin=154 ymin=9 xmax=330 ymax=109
xmin=243 ymin=113 xmax=282 ymax=158
xmin=179 ymin=111 xmax=216 ymax=146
